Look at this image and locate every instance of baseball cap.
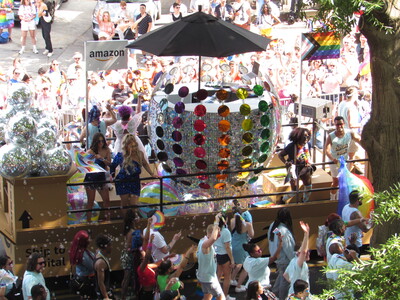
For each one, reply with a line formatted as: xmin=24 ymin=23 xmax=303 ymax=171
xmin=160 ymin=290 xmax=179 ymax=300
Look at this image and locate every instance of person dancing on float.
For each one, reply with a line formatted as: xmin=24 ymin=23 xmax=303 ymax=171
xmin=278 ymin=127 xmax=315 ymax=203
xmin=110 ymin=134 xmax=157 ymax=213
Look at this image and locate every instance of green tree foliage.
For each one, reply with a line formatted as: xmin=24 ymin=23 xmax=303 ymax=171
xmin=310 ymin=0 xmax=391 ymax=34
xmin=318 ymin=183 xmax=400 ymax=299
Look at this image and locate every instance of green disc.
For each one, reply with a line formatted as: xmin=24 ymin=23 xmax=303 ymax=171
xmin=258 ymin=153 xmax=268 ymax=163
xmin=253 ymin=85 xmax=264 ymax=96
xmin=261 ymin=129 xmax=271 ymax=140
xmin=248 ymin=176 xmax=259 ymax=184
xmin=260 ymin=114 xmax=270 ymax=126
xmin=260 ymin=141 xmax=270 ymax=153
xmin=258 ymin=100 xmax=269 ymax=112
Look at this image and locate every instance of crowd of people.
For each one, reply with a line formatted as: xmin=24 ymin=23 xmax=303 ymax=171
xmin=0 ymin=198 xmax=371 ymax=300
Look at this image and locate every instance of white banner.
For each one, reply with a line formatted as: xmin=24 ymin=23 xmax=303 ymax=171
xmin=85 ymin=40 xmax=128 ymax=72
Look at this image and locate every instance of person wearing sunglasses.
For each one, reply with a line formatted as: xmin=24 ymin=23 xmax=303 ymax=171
xmin=242 ymin=234 xmax=282 ymax=298
xmin=22 ymin=253 xmax=50 ymax=300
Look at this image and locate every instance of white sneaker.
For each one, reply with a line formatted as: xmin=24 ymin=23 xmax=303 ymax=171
xmin=18 ymin=48 xmax=24 ymax=55
xmin=43 ymin=49 xmax=49 ymax=55
xmin=47 ymin=52 xmax=53 ymax=57
xmin=226 ymin=296 xmax=236 ymax=300
xmin=234 ymin=285 xmax=246 ymax=293
xmin=230 ymin=279 xmax=238 ymax=286
xmin=33 ymin=48 xmax=38 ymax=54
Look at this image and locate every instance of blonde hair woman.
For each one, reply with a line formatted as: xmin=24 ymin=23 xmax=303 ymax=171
xmin=110 ymin=134 xmax=157 ymax=211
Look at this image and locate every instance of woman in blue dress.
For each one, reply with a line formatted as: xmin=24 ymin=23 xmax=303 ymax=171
xmin=110 ymin=133 xmax=156 ymax=212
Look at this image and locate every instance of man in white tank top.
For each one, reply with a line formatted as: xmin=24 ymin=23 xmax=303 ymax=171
xmin=325 ymin=116 xmax=361 ymax=200
xmin=342 ymin=190 xmax=370 ymax=249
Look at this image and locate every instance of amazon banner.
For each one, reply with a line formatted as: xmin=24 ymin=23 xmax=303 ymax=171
xmin=85 ymin=40 xmax=128 ymax=72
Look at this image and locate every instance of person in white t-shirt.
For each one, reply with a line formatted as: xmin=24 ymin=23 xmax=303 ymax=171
xmin=326 ymin=243 xmax=360 ymax=299
xmin=142 ymin=211 xmax=181 ymax=262
xmin=284 ymin=221 xmax=311 ymax=299
xmin=342 ymin=190 xmax=370 ymax=250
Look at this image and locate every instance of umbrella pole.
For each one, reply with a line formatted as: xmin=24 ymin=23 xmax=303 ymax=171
xmin=198 ymin=55 xmax=201 ymax=91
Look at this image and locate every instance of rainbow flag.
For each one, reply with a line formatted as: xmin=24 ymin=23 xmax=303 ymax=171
xmin=337 ymin=156 xmax=375 ymax=218
xmin=302 ymin=32 xmax=341 ymax=61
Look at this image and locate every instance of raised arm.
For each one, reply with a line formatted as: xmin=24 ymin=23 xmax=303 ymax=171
xmin=104 ymin=103 xmax=117 ymax=126
xmin=296 ymin=221 xmax=309 ymax=267
xmin=202 ymin=213 xmax=221 ymax=252
xmin=140 ymin=234 xmax=154 ymax=272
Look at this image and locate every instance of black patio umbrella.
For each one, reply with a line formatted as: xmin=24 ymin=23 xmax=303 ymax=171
xmin=127 ymin=11 xmax=270 ymax=57
xmin=127 ymin=11 xmax=270 ymax=88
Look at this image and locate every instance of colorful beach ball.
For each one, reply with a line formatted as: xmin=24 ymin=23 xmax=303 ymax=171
xmin=67 ymin=192 xmax=100 ymax=224
xmin=139 ymin=181 xmax=180 ymax=218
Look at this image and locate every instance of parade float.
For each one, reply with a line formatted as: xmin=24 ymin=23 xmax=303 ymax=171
xmin=0 ymin=13 xmax=374 ymax=278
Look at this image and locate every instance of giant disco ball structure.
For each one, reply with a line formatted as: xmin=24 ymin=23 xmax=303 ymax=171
xmin=148 ymin=69 xmax=281 ymax=196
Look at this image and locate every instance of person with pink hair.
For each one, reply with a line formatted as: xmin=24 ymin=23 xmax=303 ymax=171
xmin=69 ymin=230 xmax=96 ymax=299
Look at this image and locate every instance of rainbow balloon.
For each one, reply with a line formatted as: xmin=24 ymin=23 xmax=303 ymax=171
xmin=337 ymin=156 xmax=374 ymax=218
xmin=139 ymin=181 xmax=180 ymax=217
xmin=153 ymin=210 xmax=166 ymax=230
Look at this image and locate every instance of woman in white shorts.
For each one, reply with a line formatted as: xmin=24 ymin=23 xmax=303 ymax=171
xmin=18 ymin=0 xmax=38 ymax=54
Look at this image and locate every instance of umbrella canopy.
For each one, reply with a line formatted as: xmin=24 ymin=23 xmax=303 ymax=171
xmin=127 ymin=12 xmax=270 ymax=57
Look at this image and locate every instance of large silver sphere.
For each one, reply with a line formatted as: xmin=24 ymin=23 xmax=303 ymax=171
xmin=29 ymin=107 xmax=45 ymax=121
xmin=42 ymin=147 xmax=72 ymax=176
xmin=6 ymin=113 xmax=37 ymax=145
xmin=0 ymin=122 xmax=6 ymax=145
xmin=36 ymin=127 xmax=56 ymax=150
xmin=37 ymin=118 xmax=58 ymax=135
xmin=0 ymin=144 xmax=31 ymax=179
xmin=7 ymin=84 xmax=32 ymax=107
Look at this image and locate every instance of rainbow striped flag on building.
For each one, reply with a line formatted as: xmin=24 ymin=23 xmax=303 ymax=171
xmin=301 ymin=32 xmax=341 ymax=61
